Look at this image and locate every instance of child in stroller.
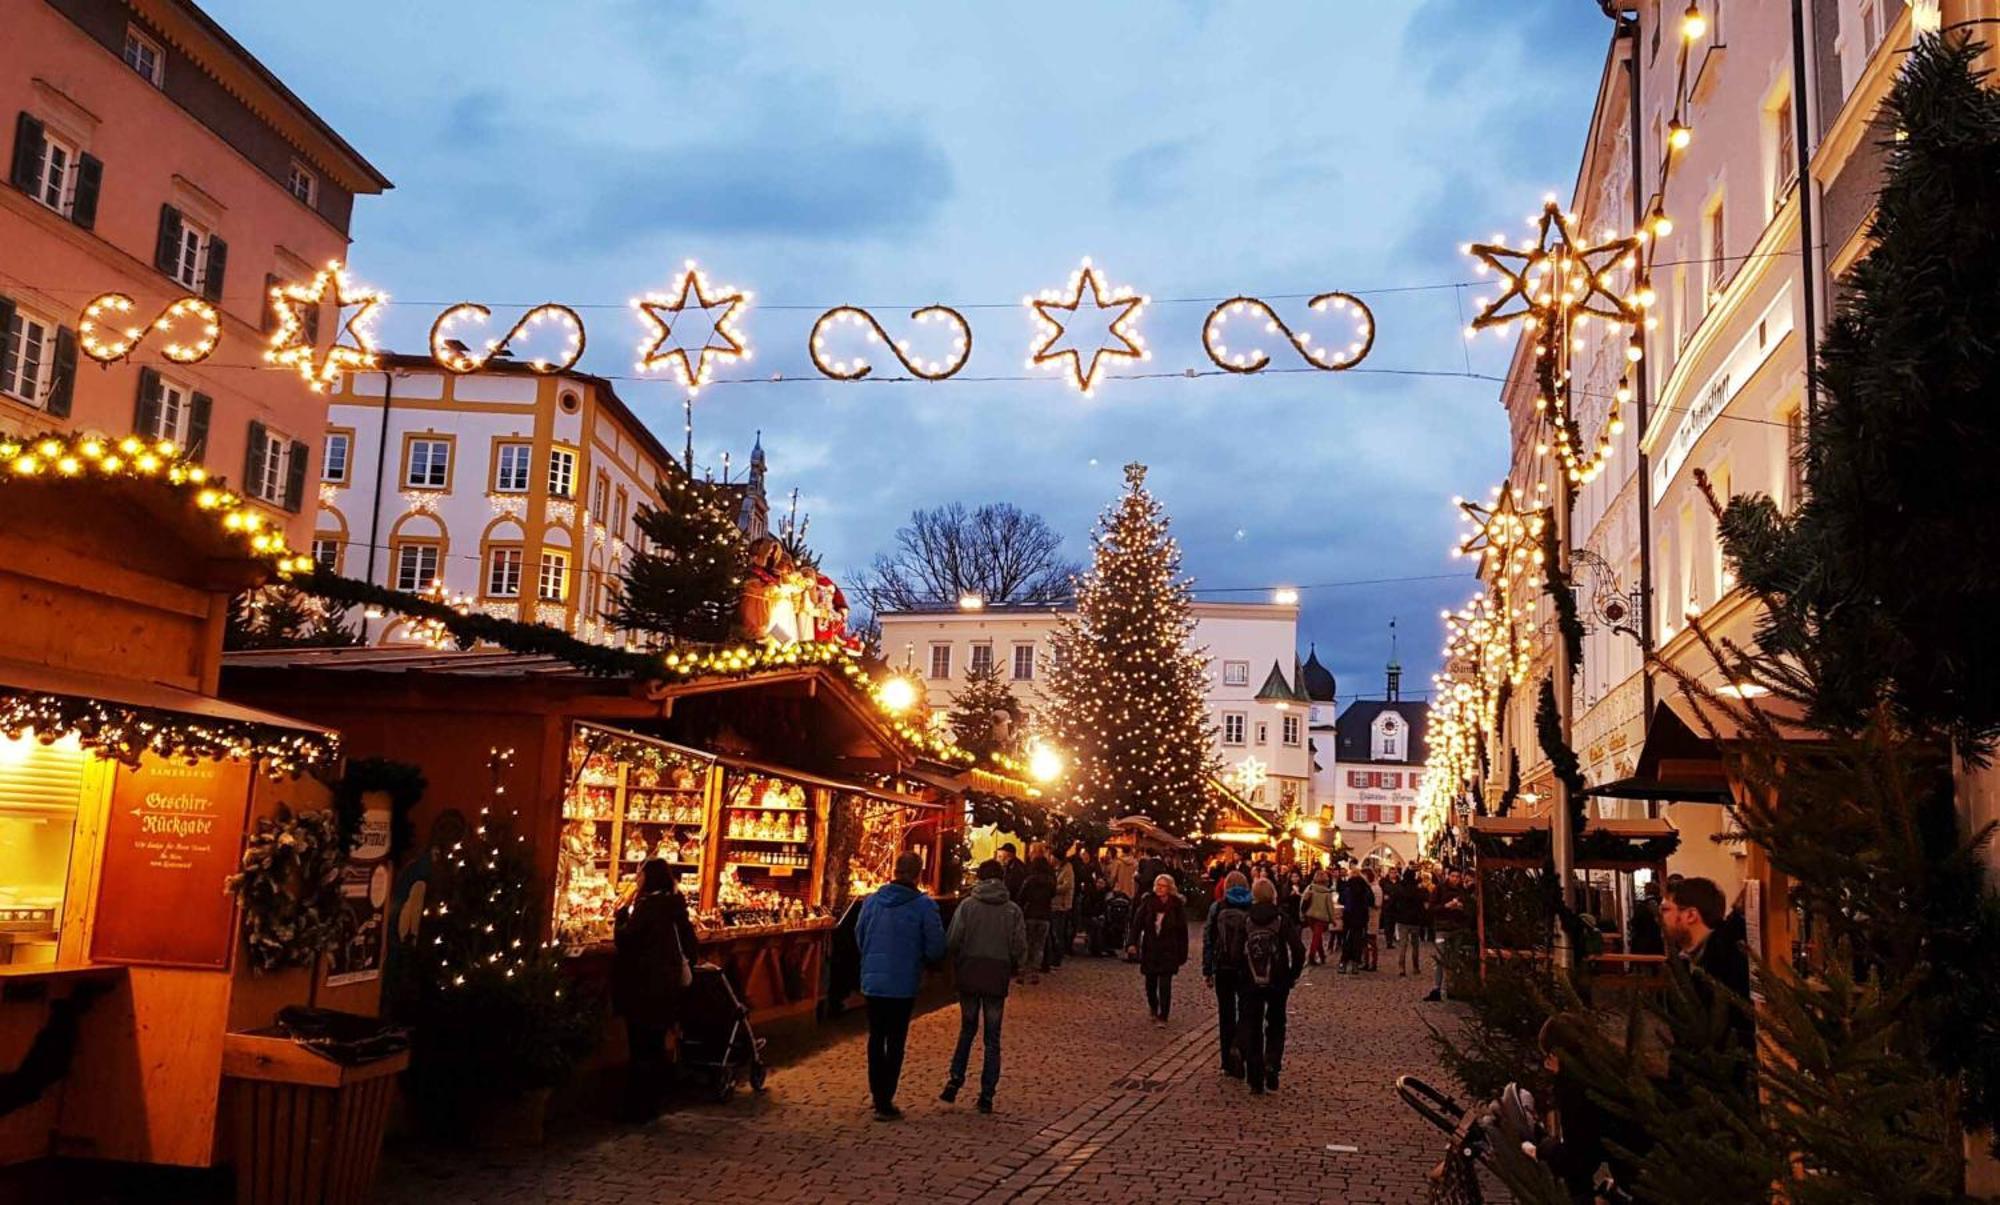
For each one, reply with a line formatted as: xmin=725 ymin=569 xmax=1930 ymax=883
xmin=678 ymin=964 xmax=769 ymax=1102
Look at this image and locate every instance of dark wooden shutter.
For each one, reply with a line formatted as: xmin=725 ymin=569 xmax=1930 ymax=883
xmin=302 ymin=300 xmax=320 ymax=347
xmin=261 ymin=273 xmax=282 ymax=332
xmin=153 ymin=204 xmax=183 ymax=276
xmin=187 ymin=393 xmax=211 ymax=461
xmin=283 ymin=439 xmax=308 ymax=512
xmin=9 ymin=113 xmax=43 ymax=194
xmin=70 ymin=153 xmax=101 ymax=229
xmin=201 ymin=235 xmax=227 ymax=302
xmin=47 ymin=326 xmax=76 ymax=418
xmin=244 ymin=420 xmax=267 ymax=499
xmin=0 ymin=295 xmax=15 ymax=395
xmin=134 ymin=367 xmax=162 ymax=437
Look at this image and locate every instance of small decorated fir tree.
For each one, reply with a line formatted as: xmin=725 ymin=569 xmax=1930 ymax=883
xmin=611 ymin=471 xmax=747 ymax=644
xmin=948 ymin=662 xmax=1025 ymax=759
xmin=1047 ymin=463 xmax=1216 ymax=835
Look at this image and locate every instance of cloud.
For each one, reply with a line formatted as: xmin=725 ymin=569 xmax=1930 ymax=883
xmin=1109 ymin=138 xmax=1199 ymax=207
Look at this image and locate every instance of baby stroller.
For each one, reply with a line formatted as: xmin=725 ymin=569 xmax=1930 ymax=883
xmin=1396 ymin=1076 xmax=1631 ymax=1205
xmin=679 ymin=964 xmax=768 ymax=1102
xmin=1101 ymin=892 xmax=1133 ymax=960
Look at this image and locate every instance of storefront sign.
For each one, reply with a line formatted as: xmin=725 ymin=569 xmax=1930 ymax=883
xmin=91 ymin=755 xmax=252 ymax=970
xmin=1649 ymin=282 xmax=1795 ymax=506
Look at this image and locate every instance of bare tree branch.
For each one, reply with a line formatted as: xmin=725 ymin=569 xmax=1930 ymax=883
xmin=851 ymin=502 xmax=1079 ymax=616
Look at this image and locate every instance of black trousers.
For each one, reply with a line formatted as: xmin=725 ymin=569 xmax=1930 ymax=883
xmin=864 ymin=994 xmax=916 ymax=1109
xmin=1237 ymin=984 xmax=1290 ymax=1084
xmin=1341 ymin=920 xmax=1369 ymax=965
xmin=1144 ymin=971 xmax=1175 ymax=1018
xmin=623 ymin=1019 xmax=670 ymax=1119
xmin=1212 ymin=970 xmax=1241 ymax=1068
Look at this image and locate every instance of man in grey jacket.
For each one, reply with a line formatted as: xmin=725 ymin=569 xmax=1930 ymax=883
xmin=941 ymin=860 xmax=1027 ymax=1113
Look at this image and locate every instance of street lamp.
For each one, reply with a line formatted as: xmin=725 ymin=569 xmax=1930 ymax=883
xmin=878 ymin=675 xmax=918 ymax=714
xmin=1028 ymin=743 xmax=1066 ymax=783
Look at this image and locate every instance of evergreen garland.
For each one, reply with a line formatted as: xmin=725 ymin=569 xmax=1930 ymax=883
xmin=1046 ymin=464 xmax=1218 ymax=836
xmin=1534 ymin=675 xmax=1588 ymax=846
xmin=1540 ymin=513 xmax=1583 ymax=675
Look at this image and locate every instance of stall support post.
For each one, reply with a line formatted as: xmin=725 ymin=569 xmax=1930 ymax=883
xmin=698 ymin=764 xmax=725 ymax=913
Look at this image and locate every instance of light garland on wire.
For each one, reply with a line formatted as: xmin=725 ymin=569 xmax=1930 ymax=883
xmin=266 ymin=260 xmax=384 ymax=393
xmin=0 ymin=690 xmax=339 ymax=777
xmin=1202 ymin=292 xmax=1374 ymax=373
xmin=77 ymin=293 xmax=219 ymax=365
xmin=808 ymin=305 xmax=972 ymax=380
xmin=0 ymin=431 xmax=311 ymax=576
xmin=429 ymin=302 xmax=585 ymax=374
xmin=632 ymin=261 xmax=750 ymax=395
xmin=1466 ymin=200 xmax=1646 ymax=486
xmin=1025 ymin=258 xmax=1149 ymax=395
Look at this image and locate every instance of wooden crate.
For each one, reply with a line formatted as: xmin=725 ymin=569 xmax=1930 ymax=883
xmin=222 ymin=1032 xmax=407 ymax=1205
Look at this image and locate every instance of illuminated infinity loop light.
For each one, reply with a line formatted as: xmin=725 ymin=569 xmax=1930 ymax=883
xmin=429 ymin=303 xmax=586 ymax=375
xmin=1202 ymin=292 xmax=1375 ymax=374
xmin=809 ymin=305 xmax=972 ymax=381
xmin=78 ymin=293 xmax=221 ymax=365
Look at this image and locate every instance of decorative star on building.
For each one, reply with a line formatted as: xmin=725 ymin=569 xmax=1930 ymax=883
xmin=1456 ymin=486 xmax=1547 ymax=579
xmin=1026 ymin=257 xmax=1148 ymax=394
xmin=1466 ymin=201 xmax=1641 ymax=332
xmin=265 ymin=262 xmax=383 ymax=393
xmin=1234 ymin=756 xmax=1269 ymax=796
xmin=633 ymin=261 xmax=750 ymax=395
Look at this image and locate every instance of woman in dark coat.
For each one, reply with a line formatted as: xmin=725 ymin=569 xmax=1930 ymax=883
xmin=1125 ymin=873 xmax=1190 ymax=1023
xmin=613 ymin=859 xmax=697 ymax=1120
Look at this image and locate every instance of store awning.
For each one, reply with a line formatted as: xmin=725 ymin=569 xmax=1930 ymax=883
xmin=0 ymin=655 xmax=339 ymax=771
xmin=1582 ymin=694 xmax=1786 ymax=805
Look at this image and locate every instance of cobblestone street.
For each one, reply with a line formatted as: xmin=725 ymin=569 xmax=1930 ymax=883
xmin=382 ymin=940 xmax=1464 ymax=1204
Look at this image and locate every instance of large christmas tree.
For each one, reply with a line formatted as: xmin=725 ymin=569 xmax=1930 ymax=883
xmin=610 ymin=471 xmax=747 ymax=643
xmin=1047 ymin=463 xmax=1216 ymax=835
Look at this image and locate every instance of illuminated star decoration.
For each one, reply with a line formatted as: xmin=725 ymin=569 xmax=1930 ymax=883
xmin=1234 ymin=756 xmax=1269 ymax=797
xmin=265 ymin=261 xmax=384 ymax=393
xmin=1454 ymin=484 xmax=1547 ymax=584
xmin=1466 ymin=201 xmax=1640 ymax=333
xmin=632 ymin=261 xmax=750 ymax=395
xmin=1025 ymin=257 xmax=1148 ymax=395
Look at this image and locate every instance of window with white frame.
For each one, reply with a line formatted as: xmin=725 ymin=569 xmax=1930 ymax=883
xmin=171 ymin=218 xmax=209 ymax=291
xmin=487 ymin=546 xmax=524 ymax=598
xmin=286 ymin=161 xmax=318 ymax=207
xmin=1222 ymin=660 xmax=1249 ymax=687
xmin=322 ymin=432 xmax=350 ymax=483
xmin=404 ymin=438 xmax=450 ymax=489
xmin=394 ymin=543 xmax=439 ymax=592
xmin=32 ymin=131 xmax=77 ymax=215
xmin=538 ymin=550 xmax=569 ymax=601
xmin=1254 ymin=721 xmax=1269 ymax=745
xmin=1785 ymin=407 xmax=1806 ymax=512
xmin=248 ymin=426 xmax=292 ymax=505
xmin=1771 ymin=91 xmax=1796 ymax=214
xmin=1703 ymin=196 xmax=1726 ymax=307
xmin=928 ymin=643 xmax=952 ymax=680
xmin=591 ymin=471 xmax=609 ymax=517
xmin=547 ymin=447 xmax=576 ymax=498
xmin=122 ymin=27 xmax=164 ymax=85
xmin=1282 ymin=714 xmax=1301 ymax=746
xmin=1 ymin=310 xmax=54 ymax=405
xmin=969 ymin=643 xmax=994 ymax=676
xmin=1011 ymin=643 xmax=1035 ymax=681
xmin=150 ymin=378 xmax=192 ymax=443
xmin=311 ymin=536 xmax=341 ymax=574
xmin=1222 ymin=712 xmax=1246 ymax=746
xmin=495 ymin=442 xmax=532 ymax=492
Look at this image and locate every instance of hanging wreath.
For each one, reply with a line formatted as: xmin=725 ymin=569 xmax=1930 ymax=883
xmin=226 ymin=806 xmax=351 ymax=973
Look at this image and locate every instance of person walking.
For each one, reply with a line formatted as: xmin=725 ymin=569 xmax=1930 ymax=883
xmin=611 ymin=859 xmax=698 ymax=1121
xmin=1018 ymin=851 xmax=1056 ymax=979
xmin=1127 ymin=873 xmax=1189 ymax=1023
xmin=1367 ymin=867 xmax=1387 ymax=970
xmin=1424 ymin=869 xmax=1471 ymax=1002
xmin=1391 ymin=867 xmax=1432 ymax=976
xmin=855 ymin=852 xmax=946 ymax=1121
xmin=1298 ymin=869 xmax=1338 ymax=966
xmin=1236 ymin=877 xmax=1306 ymax=1094
xmin=1108 ymin=847 xmax=1138 ymax=898
xmin=1050 ymin=850 xmax=1076 ymax=968
xmin=1202 ymin=871 xmax=1253 ymax=1077
xmin=941 ymin=860 xmax=1026 ymax=1114
xmin=997 ymin=843 xmax=1026 ymax=902
xmin=1337 ymin=864 xmax=1373 ymax=974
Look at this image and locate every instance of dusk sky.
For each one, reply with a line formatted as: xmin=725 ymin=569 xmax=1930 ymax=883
xmin=207 ymin=0 xmax=1613 ymax=701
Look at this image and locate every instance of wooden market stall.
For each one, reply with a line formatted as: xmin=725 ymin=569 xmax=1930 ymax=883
xmin=1468 ymin=814 xmax=1555 ymax=978
xmin=0 ymin=435 xmax=377 ymax=1182
xmin=222 ymin=646 xmax=969 ymax=1027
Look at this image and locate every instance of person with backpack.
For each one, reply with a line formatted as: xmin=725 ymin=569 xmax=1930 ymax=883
xmin=1201 ymin=870 xmax=1253 ymax=1077
xmin=855 ymin=852 xmax=947 ymax=1122
xmin=941 ymin=860 xmax=1027 ymax=1114
xmin=1017 ymin=851 xmax=1057 ymax=979
xmin=1298 ymin=868 xmax=1339 ymax=966
xmin=1076 ymin=867 xmax=1108 ymax=956
xmin=1127 ymin=873 xmax=1189 ymax=1022
xmin=1236 ymin=877 xmax=1306 ymax=1094
xmin=611 ymin=859 xmax=697 ymax=1121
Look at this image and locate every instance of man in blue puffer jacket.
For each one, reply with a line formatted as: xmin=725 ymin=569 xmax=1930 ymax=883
xmin=855 ymin=852 xmax=947 ymax=1121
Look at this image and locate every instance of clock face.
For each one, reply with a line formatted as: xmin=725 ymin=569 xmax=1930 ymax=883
xmin=1382 ymin=718 xmax=1398 ymax=732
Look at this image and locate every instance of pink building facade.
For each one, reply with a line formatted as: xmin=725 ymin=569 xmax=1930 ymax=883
xmin=1 ymin=0 xmax=389 ymax=545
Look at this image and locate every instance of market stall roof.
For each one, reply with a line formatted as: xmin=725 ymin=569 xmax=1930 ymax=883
xmin=1108 ymin=815 xmax=1193 ymax=850
xmin=713 ymin=750 xmax=938 ymax=809
xmin=1583 ymin=694 xmax=1814 ymax=805
xmin=1205 ymin=777 xmax=1279 ymax=844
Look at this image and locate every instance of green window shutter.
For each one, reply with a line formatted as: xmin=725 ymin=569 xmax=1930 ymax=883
xmin=134 ymin=367 xmax=162 ymax=437
xmin=46 ymin=327 xmax=76 ymax=418
xmin=154 ymin=204 xmax=183 ymax=276
xmin=201 ymin=235 xmax=228 ymax=302
xmin=283 ymin=439 xmax=308 ymax=513
xmin=9 ymin=113 xmax=43 ymax=194
xmin=70 ymin=153 xmax=102 ymax=229
xmin=0 ymin=295 xmax=16 ymax=397
xmin=187 ymin=393 xmax=212 ymax=461
xmin=244 ymin=420 xmax=267 ymax=499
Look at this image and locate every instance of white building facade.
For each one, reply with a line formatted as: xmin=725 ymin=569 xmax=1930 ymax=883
xmin=1328 ymin=660 xmax=1428 ymax=865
